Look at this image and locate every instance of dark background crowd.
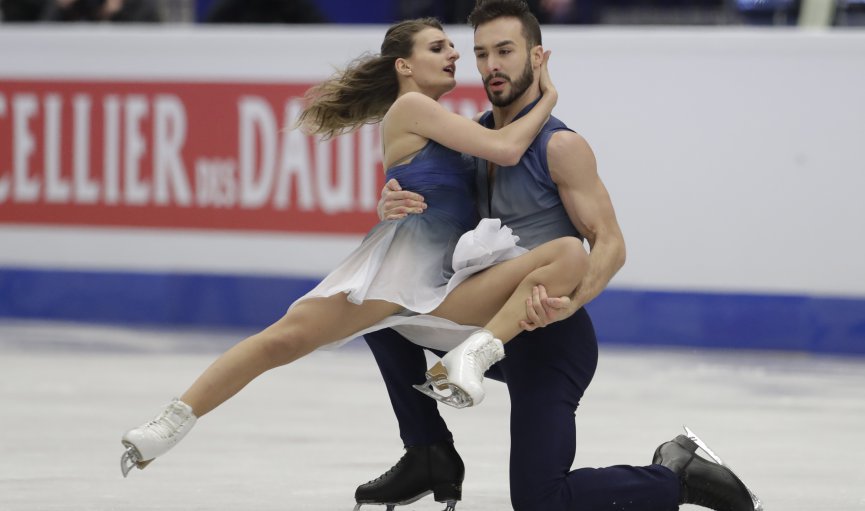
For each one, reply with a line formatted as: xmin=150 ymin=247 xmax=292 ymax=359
xmin=1 ymin=0 xmax=863 ymax=27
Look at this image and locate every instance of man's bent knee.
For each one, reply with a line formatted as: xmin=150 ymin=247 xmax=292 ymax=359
xmin=511 ymin=485 xmax=565 ymax=511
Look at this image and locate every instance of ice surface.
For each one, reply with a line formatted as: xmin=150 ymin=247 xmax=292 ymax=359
xmin=0 ymin=320 xmax=863 ymax=510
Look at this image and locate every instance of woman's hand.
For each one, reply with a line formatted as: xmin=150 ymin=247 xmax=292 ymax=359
xmin=537 ymin=50 xmax=558 ymax=104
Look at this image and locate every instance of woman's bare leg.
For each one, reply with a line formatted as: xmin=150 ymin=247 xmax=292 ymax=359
xmin=120 ymin=294 xmax=401 ymax=474
xmin=431 ymin=236 xmax=588 ymax=342
xmin=417 ymin=237 xmax=588 ymax=408
xmin=180 ymin=295 xmax=401 ymax=417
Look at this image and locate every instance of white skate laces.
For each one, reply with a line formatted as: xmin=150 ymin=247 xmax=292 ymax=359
xmin=413 ymin=330 xmax=504 ymax=409
xmin=120 ymin=398 xmax=197 ymax=477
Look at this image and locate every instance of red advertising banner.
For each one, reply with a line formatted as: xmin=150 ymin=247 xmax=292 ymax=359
xmin=0 ymin=81 xmax=488 ymax=234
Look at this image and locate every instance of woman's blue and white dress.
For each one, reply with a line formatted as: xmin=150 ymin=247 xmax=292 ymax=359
xmin=290 ymin=140 xmax=527 ymax=351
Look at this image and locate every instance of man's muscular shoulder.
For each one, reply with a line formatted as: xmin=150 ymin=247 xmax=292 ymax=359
xmin=546 ymin=130 xmax=598 ymax=186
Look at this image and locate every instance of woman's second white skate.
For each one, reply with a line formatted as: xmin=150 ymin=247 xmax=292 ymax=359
xmin=120 ymin=398 xmax=197 ymax=477
xmin=413 ymin=329 xmax=504 ymax=408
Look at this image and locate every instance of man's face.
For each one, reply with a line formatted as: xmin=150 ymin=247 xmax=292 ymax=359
xmin=473 ymin=17 xmax=535 ymax=107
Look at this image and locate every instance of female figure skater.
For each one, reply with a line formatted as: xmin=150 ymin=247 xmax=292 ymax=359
xmin=120 ymin=17 xmax=587 ymax=478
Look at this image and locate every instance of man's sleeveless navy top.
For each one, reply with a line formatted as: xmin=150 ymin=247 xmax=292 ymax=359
xmin=476 ymin=98 xmax=583 ymax=250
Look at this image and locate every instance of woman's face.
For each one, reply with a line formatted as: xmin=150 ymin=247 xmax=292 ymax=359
xmin=404 ymin=27 xmax=460 ymax=96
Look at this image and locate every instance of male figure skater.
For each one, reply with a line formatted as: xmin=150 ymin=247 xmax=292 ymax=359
xmin=356 ymin=2 xmax=762 ymax=511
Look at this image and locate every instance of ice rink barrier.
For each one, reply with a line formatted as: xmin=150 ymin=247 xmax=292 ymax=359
xmin=1 ymin=26 xmax=863 ymax=354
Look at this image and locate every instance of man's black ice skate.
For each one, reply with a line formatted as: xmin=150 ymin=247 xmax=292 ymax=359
xmin=654 ymin=426 xmax=763 ymax=511
xmin=354 ymin=440 xmax=464 ymax=511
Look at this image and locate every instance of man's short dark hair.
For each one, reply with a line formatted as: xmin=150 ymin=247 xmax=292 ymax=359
xmin=468 ymin=0 xmax=542 ymax=48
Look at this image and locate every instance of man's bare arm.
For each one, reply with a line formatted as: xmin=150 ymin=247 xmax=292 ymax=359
xmin=547 ymin=130 xmax=626 ymax=309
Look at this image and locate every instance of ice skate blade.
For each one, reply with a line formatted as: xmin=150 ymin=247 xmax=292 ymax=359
xmin=412 ymin=378 xmax=474 ymax=408
xmin=683 ymin=426 xmax=764 ymax=511
xmin=120 ymin=444 xmax=153 ymax=478
xmin=354 ymin=488 xmax=458 ymax=510
xmin=413 ymin=380 xmax=472 ymax=409
xmin=353 ymin=495 xmax=456 ymax=511
xmin=412 ymin=362 xmax=473 ymax=409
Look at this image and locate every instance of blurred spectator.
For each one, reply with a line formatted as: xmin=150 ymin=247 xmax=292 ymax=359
xmin=735 ymin=0 xmax=799 ymax=24
xmin=601 ymin=0 xmax=727 ymax=25
xmin=540 ymin=0 xmax=600 ymax=23
xmin=1 ymin=0 xmax=46 ymax=20
xmin=204 ymin=0 xmax=326 ymax=23
xmin=836 ymin=0 xmax=865 ymax=25
xmin=40 ymin=0 xmax=161 ymax=21
xmin=396 ymin=0 xmax=473 ymax=23
xmin=397 ymin=0 xmax=599 ymax=24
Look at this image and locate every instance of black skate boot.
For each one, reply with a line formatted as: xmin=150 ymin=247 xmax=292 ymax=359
xmin=354 ymin=440 xmax=464 ymax=511
xmin=653 ymin=427 xmax=763 ymax=511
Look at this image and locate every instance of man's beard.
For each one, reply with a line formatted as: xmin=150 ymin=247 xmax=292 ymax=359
xmin=484 ymin=56 xmax=534 ymax=107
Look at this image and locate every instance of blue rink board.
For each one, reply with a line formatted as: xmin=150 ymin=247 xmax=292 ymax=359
xmin=1 ymin=267 xmax=863 ymax=355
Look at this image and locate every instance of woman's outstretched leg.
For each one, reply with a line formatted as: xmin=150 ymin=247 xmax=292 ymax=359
xmin=421 ymin=236 xmax=588 ymax=407
xmin=120 ymin=295 xmax=400 ymax=476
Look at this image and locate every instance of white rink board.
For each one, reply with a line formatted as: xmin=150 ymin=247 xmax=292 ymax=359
xmin=1 ymin=27 xmax=864 ymax=297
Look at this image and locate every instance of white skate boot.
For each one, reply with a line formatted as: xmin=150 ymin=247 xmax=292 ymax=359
xmin=120 ymin=398 xmax=197 ymax=477
xmin=413 ymin=330 xmax=504 ymax=409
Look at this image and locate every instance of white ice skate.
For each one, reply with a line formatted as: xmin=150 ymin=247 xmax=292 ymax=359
xmin=120 ymin=398 xmax=197 ymax=477
xmin=413 ymin=330 xmax=504 ymax=409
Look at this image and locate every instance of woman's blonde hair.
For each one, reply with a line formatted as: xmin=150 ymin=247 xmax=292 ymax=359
xmin=297 ymin=17 xmax=443 ymax=139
